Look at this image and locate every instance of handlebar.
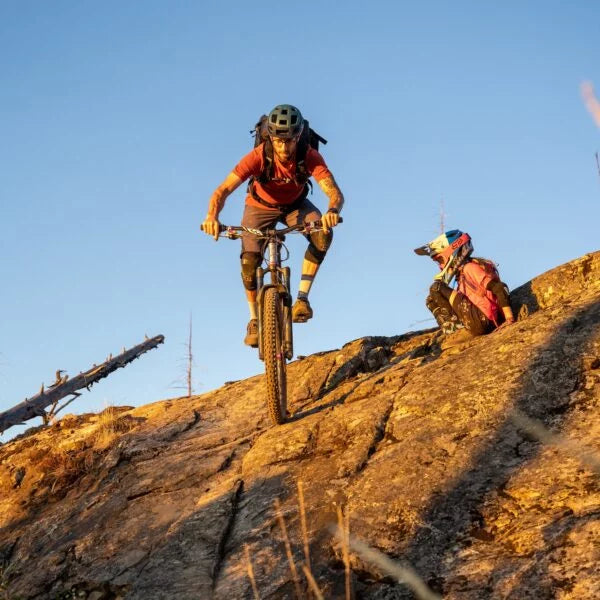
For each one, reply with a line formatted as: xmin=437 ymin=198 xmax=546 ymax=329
xmin=218 ymin=217 xmax=343 ymax=240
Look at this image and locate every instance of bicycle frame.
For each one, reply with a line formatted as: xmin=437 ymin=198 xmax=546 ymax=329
xmin=216 ymin=218 xmax=341 ymax=425
xmin=218 ymin=218 xmax=341 ymax=363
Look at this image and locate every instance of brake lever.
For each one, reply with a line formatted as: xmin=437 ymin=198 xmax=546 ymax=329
xmin=304 ymin=215 xmax=344 ymax=233
xmin=224 ymin=226 xmax=239 ymax=240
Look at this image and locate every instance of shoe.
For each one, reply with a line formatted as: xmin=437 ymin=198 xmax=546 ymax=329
xmin=441 ymin=320 xmax=458 ymax=335
xmin=244 ymin=319 xmax=258 ymax=347
xmin=292 ymin=297 xmax=313 ymax=323
xmin=432 ymin=307 xmax=461 ymax=335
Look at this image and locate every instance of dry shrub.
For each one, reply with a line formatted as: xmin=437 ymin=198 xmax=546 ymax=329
xmin=58 ymin=414 xmax=81 ymax=429
xmin=93 ymin=406 xmax=137 ymax=450
xmin=37 ymin=445 xmax=94 ymax=498
xmin=0 ymin=469 xmax=14 ymax=497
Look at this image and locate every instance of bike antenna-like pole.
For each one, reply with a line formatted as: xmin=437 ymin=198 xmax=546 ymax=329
xmin=440 ymin=197 xmax=446 ymax=233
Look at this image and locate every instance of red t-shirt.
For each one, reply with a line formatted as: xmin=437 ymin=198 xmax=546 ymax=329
xmin=233 ymin=143 xmax=332 ymax=209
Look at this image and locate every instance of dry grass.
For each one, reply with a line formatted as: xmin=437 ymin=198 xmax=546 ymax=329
xmin=297 ymin=481 xmax=311 ymax=573
xmin=301 ymin=564 xmax=324 ymax=600
xmin=338 ymin=532 xmax=442 ymax=600
xmin=92 ymin=406 xmax=136 ymax=450
xmin=244 ymin=544 xmax=260 ymax=600
xmin=511 ymin=409 xmax=600 ymax=476
xmin=29 ymin=407 xmax=137 ymax=499
xmin=274 ymin=498 xmax=303 ymax=599
xmin=243 ymin=484 xmax=326 ymax=600
xmin=336 ymin=504 xmax=353 ymax=600
xmin=297 ymin=480 xmax=325 ymax=599
xmin=36 ymin=444 xmax=94 ymax=496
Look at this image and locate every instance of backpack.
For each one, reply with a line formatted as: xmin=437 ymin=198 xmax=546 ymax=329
xmin=467 ymin=257 xmax=510 ymax=301
xmin=470 ymin=257 xmax=501 ymax=282
xmin=249 ymin=115 xmax=327 ymax=189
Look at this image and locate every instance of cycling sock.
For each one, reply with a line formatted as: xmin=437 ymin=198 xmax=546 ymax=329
xmin=298 ymin=259 xmax=319 ymax=300
xmin=248 ymin=301 xmax=258 ymax=320
xmin=298 ymin=274 xmax=315 ymax=300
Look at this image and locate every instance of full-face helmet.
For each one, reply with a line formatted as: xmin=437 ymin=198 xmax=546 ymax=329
xmin=414 ymin=229 xmax=473 ymax=284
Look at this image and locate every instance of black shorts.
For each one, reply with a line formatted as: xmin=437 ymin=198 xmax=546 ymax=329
xmin=240 ymin=199 xmax=322 ymax=254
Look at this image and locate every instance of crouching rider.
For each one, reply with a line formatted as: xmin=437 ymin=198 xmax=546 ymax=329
xmin=414 ymin=229 xmax=515 ymax=335
xmin=201 ymin=104 xmax=344 ymax=347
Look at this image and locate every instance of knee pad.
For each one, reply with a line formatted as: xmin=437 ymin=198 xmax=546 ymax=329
xmin=240 ymin=252 xmax=262 ymax=291
xmin=305 ymin=230 xmax=333 ymax=264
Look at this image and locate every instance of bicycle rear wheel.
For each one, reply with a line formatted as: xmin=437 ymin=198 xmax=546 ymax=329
xmin=262 ymin=287 xmax=287 ymax=425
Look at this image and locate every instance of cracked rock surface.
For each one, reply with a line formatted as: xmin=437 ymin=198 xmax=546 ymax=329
xmin=1 ymin=251 xmax=599 ymax=599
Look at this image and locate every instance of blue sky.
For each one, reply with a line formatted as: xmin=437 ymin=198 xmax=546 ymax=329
xmin=1 ymin=1 xmax=599 ymax=438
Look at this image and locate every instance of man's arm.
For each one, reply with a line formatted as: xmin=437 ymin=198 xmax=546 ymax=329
xmin=317 ymin=175 xmax=344 ymax=233
xmin=201 ymin=172 xmax=244 ymax=240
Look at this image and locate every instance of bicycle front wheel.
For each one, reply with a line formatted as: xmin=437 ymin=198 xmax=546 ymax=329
xmin=262 ymin=287 xmax=287 ymax=425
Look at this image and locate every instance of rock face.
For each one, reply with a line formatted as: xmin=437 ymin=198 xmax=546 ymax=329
xmin=1 ymin=251 xmax=599 ymax=600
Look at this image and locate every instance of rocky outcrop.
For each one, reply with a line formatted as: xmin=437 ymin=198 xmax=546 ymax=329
xmin=1 ymin=251 xmax=599 ymax=599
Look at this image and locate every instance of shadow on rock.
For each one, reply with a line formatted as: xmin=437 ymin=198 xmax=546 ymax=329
xmin=400 ymin=299 xmax=600 ymax=596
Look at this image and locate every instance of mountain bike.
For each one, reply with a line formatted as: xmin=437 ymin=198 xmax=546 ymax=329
xmin=220 ymin=218 xmax=341 ymax=425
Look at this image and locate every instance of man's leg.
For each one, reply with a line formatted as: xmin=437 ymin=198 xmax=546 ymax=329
xmin=240 ymin=254 xmax=261 ymax=346
xmin=240 ymin=204 xmax=279 ymax=346
xmin=285 ymin=200 xmax=333 ymax=322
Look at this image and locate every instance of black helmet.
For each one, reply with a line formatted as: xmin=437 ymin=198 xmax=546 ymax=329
xmin=267 ymin=104 xmax=304 ymax=138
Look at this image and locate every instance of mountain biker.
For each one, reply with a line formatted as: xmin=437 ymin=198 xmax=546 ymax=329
xmin=201 ymin=104 xmax=344 ymax=347
xmin=414 ymin=229 xmax=515 ymax=335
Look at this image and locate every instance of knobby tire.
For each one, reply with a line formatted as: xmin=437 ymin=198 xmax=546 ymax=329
xmin=263 ymin=287 xmax=287 ymax=425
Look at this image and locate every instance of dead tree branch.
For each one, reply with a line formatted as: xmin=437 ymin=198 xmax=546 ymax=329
xmin=0 ymin=335 xmax=165 ymax=434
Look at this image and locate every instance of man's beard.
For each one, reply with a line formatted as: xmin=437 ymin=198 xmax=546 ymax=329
xmin=276 ymin=150 xmax=294 ymax=162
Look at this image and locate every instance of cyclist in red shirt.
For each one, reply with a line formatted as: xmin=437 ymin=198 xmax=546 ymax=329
xmin=201 ymin=104 xmax=344 ymax=347
xmin=414 ymin=230 xmax=515 ymax=335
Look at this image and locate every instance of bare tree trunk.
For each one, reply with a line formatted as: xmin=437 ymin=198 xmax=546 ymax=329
xmin=0 ymin=335 xmax=165 ymax=434
xmin=187 ymin=314 xmax=193 ymax=398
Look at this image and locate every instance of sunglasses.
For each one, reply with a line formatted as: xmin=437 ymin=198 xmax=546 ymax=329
xmin=270 ymin=136 xmax=299 ymax=145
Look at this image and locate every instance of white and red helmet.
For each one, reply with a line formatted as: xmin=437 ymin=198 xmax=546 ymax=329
xmin=414 ymin=229 xmax=473 ymax=283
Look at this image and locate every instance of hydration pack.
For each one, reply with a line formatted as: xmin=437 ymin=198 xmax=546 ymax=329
xmin=250 ymin=115 xmax=327 ymax=187
xmin=464 ymin=257 xmax=510 ymax=304
xmin=470 ymin=257 xmax=501 ymax=282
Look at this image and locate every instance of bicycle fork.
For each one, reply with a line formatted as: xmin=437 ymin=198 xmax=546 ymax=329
xmin=281 ymin=266 xmax=293 ymax=360
xmin=256 ymin=242 xmax=294 ymax=361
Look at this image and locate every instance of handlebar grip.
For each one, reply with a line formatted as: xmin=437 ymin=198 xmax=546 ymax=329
xmin=312 ymin=216 xmax=343 ymax=227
